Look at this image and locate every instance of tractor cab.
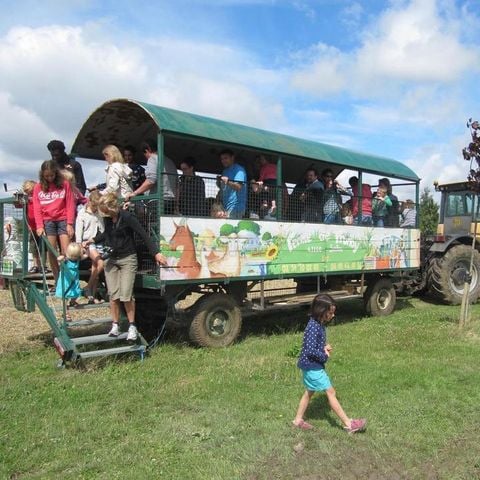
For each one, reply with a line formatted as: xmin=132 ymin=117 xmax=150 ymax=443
xmin=434 ymin=181 xmax=479 ymax=248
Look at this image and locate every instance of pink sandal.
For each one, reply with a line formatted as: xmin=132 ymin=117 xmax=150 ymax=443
xmin=292 ymin=420 xmax=314 ymax=430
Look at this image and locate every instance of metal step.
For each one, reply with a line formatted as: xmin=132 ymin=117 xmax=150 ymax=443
xmin=72 ymin=332 xmax=128 ymax=345
xmin=67 ymin=316 xmax=112 ymax=327
xmin=78 ymin=344 xmax=146 ymax=359
xmin=69 ymin=302 xmax=108 ymax=311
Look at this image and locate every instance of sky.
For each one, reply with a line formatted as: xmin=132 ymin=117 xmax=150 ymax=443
xmin=0 ymin=0 xmax=479 ymax=198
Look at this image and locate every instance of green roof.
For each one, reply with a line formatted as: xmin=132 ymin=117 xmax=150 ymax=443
xmin=72 ymin=98 xmax=419 ymax=182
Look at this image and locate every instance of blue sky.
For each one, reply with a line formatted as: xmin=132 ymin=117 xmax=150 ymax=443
xmin=0 ymin=0 xmax=479 ymax=196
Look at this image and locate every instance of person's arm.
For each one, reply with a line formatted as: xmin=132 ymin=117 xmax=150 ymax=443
xmin=125 ymin=178 xmax=155 ymax=200
xmin=384 ymin=196 xmax=393 ymax=207
xmin=221 ymin=166 xmax=246 ymax=192
xmin=101 ymin=165 xmax=122 ymax=195
xmin=124 ymin=213 xmax=167 ymax=264
xmin=64 ymin=182 xmax=76 ymax=239
xmin=74 ymin=162 xmax=87 ymax=195
xmin=75 ymin=210 xmax=85 ymax=242
xmin=32 ymin=184 xmax=44 ymax=235
xmin=220 ymin=176 xmax=243 ymax=191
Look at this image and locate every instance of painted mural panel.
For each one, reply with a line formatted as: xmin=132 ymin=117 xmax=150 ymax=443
xmin=158 ymin=218 xmax=420 ymax=281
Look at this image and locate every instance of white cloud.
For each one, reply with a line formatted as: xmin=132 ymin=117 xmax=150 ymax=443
xmin=290 ymin=44 xmax=346 ymax=96
xmin=291 ymin=0 xmax=479 ymax=100
xmin=0 ymin=23 xmax=285 ymax=188
xmin=340 ymin=2 xmax=364 ymax=28
xmin=355 ymin=0 xmax=478 ymax=84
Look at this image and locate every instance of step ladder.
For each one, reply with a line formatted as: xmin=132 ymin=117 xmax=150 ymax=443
xmin=17 ymin=280 xmax=149 ymax=366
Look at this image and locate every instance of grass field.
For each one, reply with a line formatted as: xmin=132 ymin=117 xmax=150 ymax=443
xmin=1 ymin=288 xmax=480 ymax=479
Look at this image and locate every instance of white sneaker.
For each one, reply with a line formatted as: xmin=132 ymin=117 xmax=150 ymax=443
xmin=127 ymin=324 xmax=138 ymax=341
xmin=108 ymin=323 xmax=120 ymax=337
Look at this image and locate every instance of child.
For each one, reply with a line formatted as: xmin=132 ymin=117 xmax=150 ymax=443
xmin=293 ymin=294 xmax=366 ymax=433
xmin=22 ymin=180 xmax=42 ymax=273
xmin=372 ymin=186 xmax=392 ymax=227
xmin=55 ymin=242 xmax=86 ymax=308
xmin=400 ymin=199 xmax=416 ymax=228
xmin=99 ymin=144 xmax=133 ymax=198
xmin=61 ymin=169 xmax=87 ymax=212
xmin=211 ymin=201 xmax=228 ymax=218
xmin=33 ymin=160 xmax=76 ymax=284
xmin=75 ymin=191 xmax=105 ymax=304
xmin=341 ymin=201 xmax=353 ymax=225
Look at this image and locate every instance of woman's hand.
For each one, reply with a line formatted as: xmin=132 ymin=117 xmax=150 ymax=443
xmin=36 ymin=228 xmax=45 ymax=237
xmin=154 ymin=253 xmax=167 ymax=266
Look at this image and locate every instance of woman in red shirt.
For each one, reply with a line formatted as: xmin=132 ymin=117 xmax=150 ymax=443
xmin=33 ymin=160 xmax=75 ymax=284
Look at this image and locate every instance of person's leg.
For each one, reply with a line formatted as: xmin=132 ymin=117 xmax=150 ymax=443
xmin=293 ymin=390 xmax=314 ymax=425
xmin=46 ymin=234 xmax=59 ymax=282
xmin=117 ymin=254 xmax=138 ymax=339
xmin=104 ymin=258 xmax=122 ymax=335
xmin=58 ymin=233 xmax=70 ymax=255
xmin=325 ymin=387 xmax=350 ymax=428
xmin=124 ymin=300 xmax=135 ymax=324
xmin=87 ymin=249 xmax=103 ymax=299
xmin=110 ymin=298 xmax=121 ymax=323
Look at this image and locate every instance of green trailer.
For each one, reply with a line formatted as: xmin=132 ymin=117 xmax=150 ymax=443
xmin=0 ymin=98 xmax=421 ymax=362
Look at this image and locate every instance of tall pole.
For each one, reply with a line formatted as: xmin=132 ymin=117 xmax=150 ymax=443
xmin=460 ymin=118 xmax=480 ymax=327
xmin=459 ymin=200 xmax=477 ymax=327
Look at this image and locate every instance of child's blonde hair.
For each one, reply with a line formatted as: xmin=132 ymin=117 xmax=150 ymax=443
xmin=88 ymin=190 xmax=102 ymax=207
xmin=211 ymin=202 xmax=227 ymax=218
xmin=66 ymin=242 xmax=82 ymax=261
xmin=22 ymin=180 xmax=36 ymax=194
xmin=61 ymin=169 xmax=76 ymax=186
xmin=97 ymin=192 xmax=120 ymax=214
xmin=102 ymin=144 xmax=125 ymax=164
xmin=377 ymin=186 xmax=387 ymax=196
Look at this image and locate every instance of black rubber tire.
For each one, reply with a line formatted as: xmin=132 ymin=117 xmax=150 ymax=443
xmin=428 ymin=245 xmax=480 ymax=305
xmin=189 ymin=293 xmax=242 ymax=347
xmin=364 ymin=277 xmax=396 ymax=316
xmin=135 ymin=298 xmax=168 ymax=341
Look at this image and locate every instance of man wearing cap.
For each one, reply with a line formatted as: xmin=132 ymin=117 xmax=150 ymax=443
xmin=47 ymin=140 xmax=87 ymax=194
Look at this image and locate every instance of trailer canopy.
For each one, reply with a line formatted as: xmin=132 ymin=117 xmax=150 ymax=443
xmin=72 ymin=98 xmax=419 ymax=184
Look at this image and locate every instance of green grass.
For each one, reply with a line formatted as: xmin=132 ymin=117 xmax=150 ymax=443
xmin=1 ymin=297 xmax=480 ymax=479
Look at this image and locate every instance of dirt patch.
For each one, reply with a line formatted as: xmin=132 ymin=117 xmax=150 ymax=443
xmin=0 ymin=287 xmax=110 ymax=355
xmin=0 ymin=288 xmax=51 ymax=354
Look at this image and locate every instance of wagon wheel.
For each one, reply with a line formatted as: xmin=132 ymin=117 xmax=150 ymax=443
xmin=189 ymin=293 xmax=242 ymax=347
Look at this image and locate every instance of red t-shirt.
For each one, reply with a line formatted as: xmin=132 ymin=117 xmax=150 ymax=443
xmin=259 ymin=163 xmax=277 ymax=182
xmin=33 ymin=181 xmax=75 ymax=229
xmin=352 ymin=184 xmax=373 ymax=216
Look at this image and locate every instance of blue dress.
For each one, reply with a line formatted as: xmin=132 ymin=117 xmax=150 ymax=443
xmin=55 ymin=259 xmax=82 ymax=299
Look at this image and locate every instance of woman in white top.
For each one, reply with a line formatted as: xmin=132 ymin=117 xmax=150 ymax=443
xmin=100 ymin=144 xmax=133 ymax=198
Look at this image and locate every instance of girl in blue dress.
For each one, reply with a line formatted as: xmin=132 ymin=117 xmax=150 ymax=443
xmin=55 ymin=242 xmax=86 ymax=307
xmin=292 ymin=293 xmax=367 ymax=433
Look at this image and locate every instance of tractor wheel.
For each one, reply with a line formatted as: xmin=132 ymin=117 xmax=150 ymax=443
xmin=189 ymin=293 xmax=242 ymax=347
xmin=428 ymin=245 xmax=480 ymax=305
xmin=364 ymin=277 xmax=396 ymax=316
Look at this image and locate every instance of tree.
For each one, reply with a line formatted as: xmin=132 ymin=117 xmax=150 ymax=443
xmin=419 ymin=187 xmax=439 ymax=236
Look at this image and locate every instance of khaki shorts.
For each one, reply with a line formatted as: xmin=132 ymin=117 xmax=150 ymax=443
xmin=104 ymin=254 xmax=137 ymax=301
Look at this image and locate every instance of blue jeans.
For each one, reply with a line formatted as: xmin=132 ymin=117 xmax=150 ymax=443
xmin=354 ymin=215 xmax=372 ymax=226
xmin=323 ymin=212 xmax=340 ymax=224
xmin=227 ymin=208 xmax=245 ymax=219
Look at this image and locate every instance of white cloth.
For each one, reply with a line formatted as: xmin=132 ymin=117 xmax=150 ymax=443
xmin=100 ymin=162 xmax=133 ymax=198
xmin=144 ymin=154 xmax=176 ymax=198
xmin=75 ymin=206 xmax=104 ymax=242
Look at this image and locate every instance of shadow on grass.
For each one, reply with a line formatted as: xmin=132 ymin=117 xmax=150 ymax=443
xmin=25 ymin=294 xmax=420 ymax=369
